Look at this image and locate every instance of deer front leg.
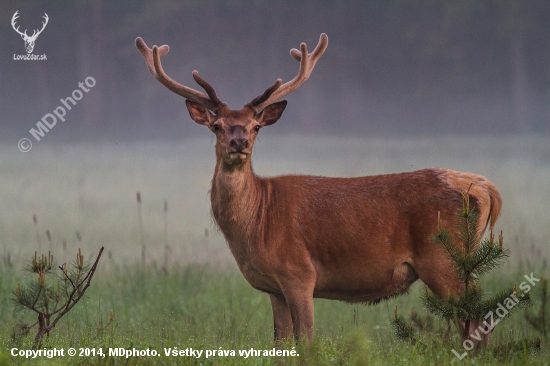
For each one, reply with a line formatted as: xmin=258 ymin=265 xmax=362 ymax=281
xmin=281 ymin=284 xmax=315 ymax=343
xmin=269 ymin=293 xmax=293 ymax=346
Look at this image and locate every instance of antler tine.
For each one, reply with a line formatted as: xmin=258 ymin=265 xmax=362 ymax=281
xmin=249 ymin=33 xmax=328 ymax=113
xmin=135 ymin=37 xmax=169 ymax=77
xmin=152 ymin=46 xmax=222 ymax=111
xmin=11 ymin=11 xmax=27 ymax=37
xmin=247 ymin=79 xmax=282 ymax=109
xmin=135 ymin=37 xmax=223 ymax=112
xmin=34 ymin=13 xmax=49 ymax=37
xmin=192 ymin=71 xmax=225 ymax=108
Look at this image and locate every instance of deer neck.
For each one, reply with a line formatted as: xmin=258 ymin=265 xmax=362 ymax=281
xmin=211 ymin=149 xmax=261 ymax=246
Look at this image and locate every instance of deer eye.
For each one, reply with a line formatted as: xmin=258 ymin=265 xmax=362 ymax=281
xmin=254 ymin=125 xmax=261 ymax=132
xmin=212 ymin=124 xmax=221 ymax=132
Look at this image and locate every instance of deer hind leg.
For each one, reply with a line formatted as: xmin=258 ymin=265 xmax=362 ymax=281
xmin=457 ymin=318 xmax=493 ymax=348
xmin=415 ymin=257 xmax=493 ymax=346
xmin=415 ymin=257 xmax=464 ymax=303
xmin=269 ymin=293 xmax=293 ymax=346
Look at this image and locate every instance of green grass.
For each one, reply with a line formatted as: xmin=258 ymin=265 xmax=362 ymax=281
xmin=1 ymin=262 xmax=548 ymax=365
xmin=0 ymin=136 xmax=549 ymax=364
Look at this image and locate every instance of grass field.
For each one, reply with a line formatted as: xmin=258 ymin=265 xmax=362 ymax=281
xmin=0 ymin=135 xmax=549 ymax=365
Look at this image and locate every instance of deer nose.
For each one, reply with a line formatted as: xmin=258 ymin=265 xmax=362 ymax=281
xmin=230 ymin=138 xmax=249 ymax=152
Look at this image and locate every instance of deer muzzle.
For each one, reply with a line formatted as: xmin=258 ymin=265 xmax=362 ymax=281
xmin=229 ymin=138 xmax=249 ymax=153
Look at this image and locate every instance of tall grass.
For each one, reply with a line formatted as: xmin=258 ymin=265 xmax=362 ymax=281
xmin=0 ymin=136 xmax=548 ymax=364
xmin=1 ymin=263 xmax=547 ymax=365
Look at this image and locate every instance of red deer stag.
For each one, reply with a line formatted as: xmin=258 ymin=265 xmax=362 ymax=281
xmin=136 ymin=34 xmax=501 ymax=345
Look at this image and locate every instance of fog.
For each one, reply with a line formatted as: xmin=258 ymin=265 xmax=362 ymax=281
xmin=2 ymin=1 xmax=549 ymax=143
xmin=1 ymin=1 xmax=549 ymax=266
xmin=2 ymin=136 xmax=549 ymax=265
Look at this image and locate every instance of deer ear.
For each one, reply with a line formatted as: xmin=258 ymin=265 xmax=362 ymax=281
xmin=258 ymin=101 xmax=287 ymax=126
xmin=185 ymin=100 xmax=215 ymax=126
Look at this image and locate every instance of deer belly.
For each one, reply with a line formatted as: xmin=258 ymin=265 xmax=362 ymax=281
xmin=313 ymin=261 xmax=418 ymax=302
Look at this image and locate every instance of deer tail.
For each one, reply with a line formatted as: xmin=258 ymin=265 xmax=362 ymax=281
xmin=486 ymin=182 xmax=502 ymax=230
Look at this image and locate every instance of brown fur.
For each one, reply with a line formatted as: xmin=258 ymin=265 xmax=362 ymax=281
xmin=135 ymin=34 xmax=501 ymax=345
xmin=186 ymin=102 xmax=502 ymax=344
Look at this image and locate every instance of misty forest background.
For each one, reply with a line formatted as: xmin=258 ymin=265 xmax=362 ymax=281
xmin=2 ymin=0 xmax=550 ymax=142
xmin=1 ymin=2 xmax=550 ymax=363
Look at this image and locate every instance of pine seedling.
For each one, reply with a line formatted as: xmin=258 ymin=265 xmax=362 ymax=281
xmin=425 ymin=184 xmax=522 ymax=341
xmin=391 ymin=184 xmax=538 ymax=359
xmin=391 ymin=305 xmax=425 ymax=347
xmin=13 ymin=247 xmax=104 ymax=349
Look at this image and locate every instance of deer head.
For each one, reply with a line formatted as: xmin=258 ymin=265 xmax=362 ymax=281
xmin=135 ymin=34 xmax=327 ymax=167
xmin=12 ymin=11 xmax=49 ymax=54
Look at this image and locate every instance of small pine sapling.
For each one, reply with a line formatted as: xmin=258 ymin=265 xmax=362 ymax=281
xmin=392 ymin=184 xmax=537 ymax=358
xmin=391 ymin=305 xmax=425 ymax=347
xmin=13 ymin=247 xmax=104 ymax=349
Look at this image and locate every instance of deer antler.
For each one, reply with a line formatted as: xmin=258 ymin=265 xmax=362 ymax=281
xmin=11 ymin=11 xmax=49 ymax=40
xmin=30 ymin=13 xmax=49 ymax=40
xmin=135 ymin=37 xmax=225 ymax=112
xmin=248 ymin=33 xmax=328 ymax=113
xmin=11 ymin=11 xmax=27 ymax=38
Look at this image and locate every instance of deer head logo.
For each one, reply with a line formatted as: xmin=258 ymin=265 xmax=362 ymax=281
xmin=12 ymin=11 xmax=49 ymax=54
